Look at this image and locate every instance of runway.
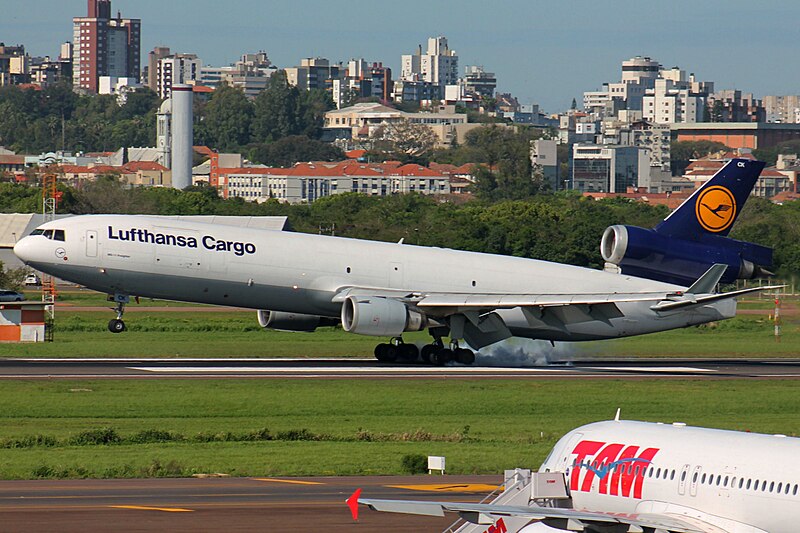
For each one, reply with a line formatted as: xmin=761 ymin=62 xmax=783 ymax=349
xmin=2 ymin=357 xmax=800 ymax=379
xmin=0 ymin=475 xmax=499 ymax=532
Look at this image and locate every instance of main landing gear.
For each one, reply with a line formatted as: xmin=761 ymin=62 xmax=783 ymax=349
xmin=373 ymin=335 xmax=475 ymax=366
xmin=107 ymin=293 xmax=129 ymax=333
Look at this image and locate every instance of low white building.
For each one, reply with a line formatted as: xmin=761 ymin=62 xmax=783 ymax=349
xmin=323 ymin=102 xmax=467 ymax=148
xmin=225 ymin=161 xmax=451 ymax=204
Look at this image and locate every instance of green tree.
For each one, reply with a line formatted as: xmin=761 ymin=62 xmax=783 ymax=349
xmin=203 ymin=84 xmax=254 ymax=151
xmin=251 ymin=71 xmax=300 ymax=142
xmin=114 ymin=87 xmax=160 ymax=121
xmin=368 ymin=120 xmax=439 ymax=162
xmin=753 ymin=140 xmax=800 ymax=167
xmin=446 ymin=125 xmax=545 ymax=200
xmin=297 ymin=89 xmax=335 ymax=138
xmin=248 ymin=136 xmax=344 ymax=167
xmin=0 ymin=261 xmax=26 ymax=290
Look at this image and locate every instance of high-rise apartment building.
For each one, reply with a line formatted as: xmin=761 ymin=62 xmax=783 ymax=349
xmin=157 ymin=53 xmax=201 ymax=98
xmin=463 ymin=66 xmax=496 ymax=98
xmin=401 ymin=36 xmax=458 ymax=87
xmin=201 ymin=52 xmax=277 ymax=98
xmin=0 ymin=44 xmax=28 ymax=86
xmin=764 ymin=95 xmax=800 ymax=124
xmin=643 ymin=78 xmax=706 ymax=124
xmin=285 ymin=58 xmax=342 ymax=92
xmin=72 ymin=0 xmax=140 ymax=93
xmin=583 ymin=57 xmax=714 ymax=120
xmin=146 ymin=46 xmax=171 ymax=90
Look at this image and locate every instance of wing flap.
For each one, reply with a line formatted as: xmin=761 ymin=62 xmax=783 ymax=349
xmin=417 ymin=292 xmax=668 ymax=309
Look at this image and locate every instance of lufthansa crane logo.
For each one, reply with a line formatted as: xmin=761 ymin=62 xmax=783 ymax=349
xmin=695 ymin=186 xmax=736 ymax=232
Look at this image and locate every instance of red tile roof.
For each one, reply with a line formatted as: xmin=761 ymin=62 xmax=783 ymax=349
xmin=122 ymin=161 xmax=167 ymax=172
xmin=216 ymin=160 xmax=479 ymax=180
xmin=771 ymin=191 xmax=800 ymax=203
xmin=59 ymin=165 xmax=91 ymax=174
xmin=194 ymin=146 xmax=215 ymax=157
xmin=88 ymin=165 xmax=119 ymax=174
xmin=394 ymin=164 xmax=443 ymax=177
xmin=345 ymin=149 xmax=367 ymax=159
xmin=761 ymin=168 xmax=788 ymax=178
xmin=218 ymin=167 xmax=285 ymax=175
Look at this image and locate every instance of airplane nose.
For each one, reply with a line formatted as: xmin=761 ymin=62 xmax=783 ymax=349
xmin=13 ymin=237 xmax=35 ymax=263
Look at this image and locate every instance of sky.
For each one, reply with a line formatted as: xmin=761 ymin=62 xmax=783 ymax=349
xmin=3 ymin=0 xmax=800 ymax=112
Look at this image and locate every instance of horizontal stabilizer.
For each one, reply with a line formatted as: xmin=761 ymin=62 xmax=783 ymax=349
xmin=686 ymin=264 xmax=728 ymax=295
xmin=651 ymin=285 xmax=784 ymax=312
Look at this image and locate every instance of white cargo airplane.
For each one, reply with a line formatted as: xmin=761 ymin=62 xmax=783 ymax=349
xmin=12 ymin=159 xmax=776 ymax=365
xmin=349 ymin=418 xmax=800 ymax=532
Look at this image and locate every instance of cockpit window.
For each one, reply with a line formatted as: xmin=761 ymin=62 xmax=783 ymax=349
xmin=36 ymin=229 xmax=66 ymax=241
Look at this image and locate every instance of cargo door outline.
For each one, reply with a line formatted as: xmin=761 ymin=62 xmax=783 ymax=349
xmin=678 ymin=464 xmax=690 ymax=496
xmin=86 ymin=230 xmax=97 ymax=257
xmin=689 ymin=465 xmax=702 ymax=497
xmin=389 ymin=262 xmax=404 ymax=288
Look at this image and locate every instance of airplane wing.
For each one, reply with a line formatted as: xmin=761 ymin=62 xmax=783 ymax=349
xmin=333 ymin=264 xmax=781 ymax=347
xmin=335 ymin=286 xmax=680 ymax=312
xmin=353 ymin=496 xmax=741 ymax=533
xmin=334 ymin=264 xmax=778 ymax=318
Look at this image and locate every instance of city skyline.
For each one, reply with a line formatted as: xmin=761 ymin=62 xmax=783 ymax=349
xmin=2 ymin=0 xmax=800 ymax=111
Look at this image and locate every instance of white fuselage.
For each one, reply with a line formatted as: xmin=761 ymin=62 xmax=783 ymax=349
xmin=538 ymin=421 xmax=800 ymax=532
xmin=13 ymin=215 xmax=736 ymax=341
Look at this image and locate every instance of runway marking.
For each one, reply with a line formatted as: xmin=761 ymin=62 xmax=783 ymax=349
xmin=589 ymin=366 xmax=715 ymax=373
xmin=253 ymin=478 xmax=324 ymax=485
xmin=129 ymin=366 xmax=571 ymax=373
xmin=128 ymin=366 xmax=716 ymax=375
xmin=109 ymin=505 xmax=193 ymax=512
xmin=389 ymin=483 xmax=500 ymax=493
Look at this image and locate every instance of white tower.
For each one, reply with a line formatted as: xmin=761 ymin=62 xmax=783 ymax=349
xmin=156 ymin=98 xmax=172 ymax=169
xmin=170 ymin=84 xmax=193 ymax=190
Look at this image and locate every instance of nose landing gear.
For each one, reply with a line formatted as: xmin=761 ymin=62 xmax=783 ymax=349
xmin=107 ymin=293 xmax=129 ymax=333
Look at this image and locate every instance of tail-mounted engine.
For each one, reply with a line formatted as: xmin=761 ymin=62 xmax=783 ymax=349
xmin=601 ymin=224 xmax=773 ymax=287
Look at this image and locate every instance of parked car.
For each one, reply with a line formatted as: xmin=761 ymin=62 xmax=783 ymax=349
xmin=24 ymin=274 xmax=41 ymax=286
xmin=0 ymin=290 xmax=25 ymax=302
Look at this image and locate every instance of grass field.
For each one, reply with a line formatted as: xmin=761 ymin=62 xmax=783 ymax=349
xmin=0 ymin=379 xmax=797 ymax=480
xmin=0 ymin=306 xmax=792 ymax=358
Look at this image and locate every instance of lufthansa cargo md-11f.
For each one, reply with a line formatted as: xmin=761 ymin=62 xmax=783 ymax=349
xmin=14 ymin=159 xmax=777 ymax=365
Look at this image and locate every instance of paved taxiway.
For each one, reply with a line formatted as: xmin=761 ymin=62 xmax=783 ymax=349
xmin=0 ymin=475 xmax=498 ymax=532
xmin=1 ymin=358 xmax=800 ymax=379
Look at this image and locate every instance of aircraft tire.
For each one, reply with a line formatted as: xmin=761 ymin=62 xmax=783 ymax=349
xmin=374 ymin=343 xmax=389 ymax=361
xmin=420 ymin=344 xmax=436 ymax=364
xmin=108 ymin=319 xmax=126 ymax=333
xmin=431 ymin=349 xmax=452 ymax=366
xmin=455 ymin=348 xmax=475 ymax=365
xmin=398 ymin=343 xmax=419 ymax=362
xmin=375 ymin=343 xmax=398 ymax=362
